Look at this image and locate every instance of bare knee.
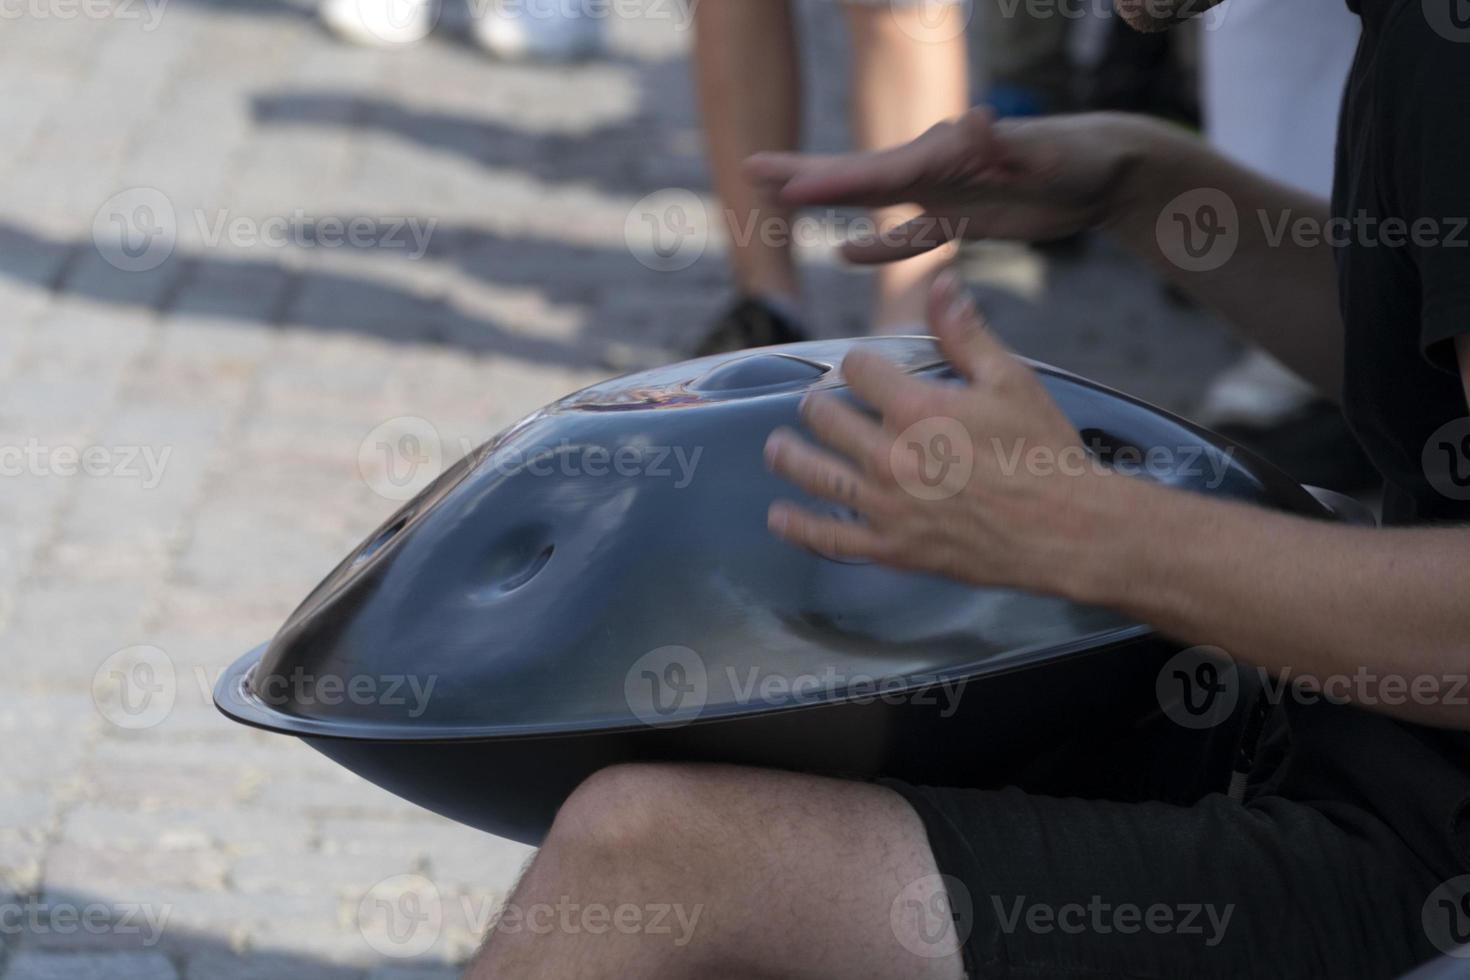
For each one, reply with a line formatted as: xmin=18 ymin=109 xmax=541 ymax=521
xmin=546 ymin=763 xmax=727 ymax=859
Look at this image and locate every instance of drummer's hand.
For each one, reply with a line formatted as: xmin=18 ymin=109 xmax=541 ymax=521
xmin=744 ymin=108 xmax=1150 ymax=262
xmin=763 ymin=273 xmax=1135 ymax=598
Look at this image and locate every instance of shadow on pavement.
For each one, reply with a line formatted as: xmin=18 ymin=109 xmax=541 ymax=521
xmin=250 ymin=76 xmax=704 ymax=199
xmin=0 ymin=886 xmax=463 ymax=980
xmin=0 ymin=221 xmax=732 ymax=368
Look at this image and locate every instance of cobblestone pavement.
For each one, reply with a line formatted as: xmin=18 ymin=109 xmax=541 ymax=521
xmin=0 ymin=0 xmax=1237 ymax=976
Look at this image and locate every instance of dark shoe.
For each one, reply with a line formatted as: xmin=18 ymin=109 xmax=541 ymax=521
xmin=693 ymin=297 xmax=808 ymax=357
xmin=1216 ymin=400 xmax=1381 ymax=496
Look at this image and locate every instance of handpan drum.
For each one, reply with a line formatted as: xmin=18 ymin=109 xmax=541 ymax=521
xmin=215 ymin=338 xmax=1353 ymax=844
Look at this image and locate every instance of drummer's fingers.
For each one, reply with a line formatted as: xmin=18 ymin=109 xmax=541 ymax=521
xmin=839 ymin=349 xmax=942 ymax=426
xmin=798 ymin=393 xmax=887 ymax=475
xmin=766 ymin=500 xmax=891 ymax=563
xmin=764 ymin=427 xmax=892 ymax=518
xmin=742 ymin=152 xmax=841 ymax=195
xmin=747 ymin=141 xmax=927 ymax=210
xmin=841 ymin=213 xmax=957 ymax=265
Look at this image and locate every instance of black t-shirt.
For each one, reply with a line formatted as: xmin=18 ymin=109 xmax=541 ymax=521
xmin=1336 ymin=0 xmax=1470 ymax=522
xmin=1270 ymin=0 xmax=1470 ymax=878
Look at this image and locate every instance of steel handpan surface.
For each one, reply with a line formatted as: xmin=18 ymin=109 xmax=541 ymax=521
xmin=215 ymin=337 xmax=1327 ymax=743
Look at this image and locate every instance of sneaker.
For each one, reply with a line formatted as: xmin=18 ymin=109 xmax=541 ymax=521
xmin=1199 ymin=351 xmax=1378 ymax=493
xmin=470 ymin=2 xmax=601 ymax=60
xmin=1215 ymin=402 xmax=1381 ymax=495
xmin=1197 ymin=349 xmax=1317 ymax=429
xmin=320 ymin=0 xmax=435 ymax=47
xmin=693 ymin=297 xmax=808 ymax=357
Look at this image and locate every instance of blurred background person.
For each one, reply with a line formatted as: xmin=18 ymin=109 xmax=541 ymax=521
xmin=0 ymin=0 xmax=1399 ymax=971
xmin=320 ymin=0 xmax=603 ymax=60
xmin=980 ymin=0 xmax=1073 ymax=118
xmin=691 ymin=0 xmax=971 ymax=354
xmin=981 ymin=0 xmax=1199 ymax=122
xmin=1193 ymin=0 xmax=1371 ymax=492
xmin=981 ymin=0 xmax=1369 ymax=492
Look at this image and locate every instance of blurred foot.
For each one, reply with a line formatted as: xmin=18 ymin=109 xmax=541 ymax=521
xmin=1198 ymin=349 xmax=1316 ymax=429
xmin=693 ymin=297 xmax=808 ymax=357
xmin=1215 ymin=401 xmax=1381 ymax=495
xmin=1031 ymin=230 xmax=1090 ymax=259
xmin=1201 ymin=351 xmax=1378 ymax=494
xmin=471 ymin=3 xmax=601 ymax=60
xmin=320 ymin=0 xmax=434 ymax=46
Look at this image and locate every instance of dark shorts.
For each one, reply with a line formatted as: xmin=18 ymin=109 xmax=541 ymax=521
xmin=882 ymin=780 xmax=1449 ymax=979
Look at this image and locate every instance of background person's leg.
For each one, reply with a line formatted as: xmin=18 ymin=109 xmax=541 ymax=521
xmin=692 ymin=0 xmax=804 ymax=315
xmin=467 ymin=763 xmax=966 ymax=980
xmin=844 ymin=0 xmax=970 ymax=333
xmin=1193 ymin=0 xmax=1372 ymax=493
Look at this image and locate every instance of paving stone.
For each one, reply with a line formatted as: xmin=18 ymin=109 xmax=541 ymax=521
xmin=0 ymin=832 xmax=47 ymax=895
xmin=364 ymin=966 xmax=461 ymax=980
xmin=88 ymin=732 xmax=329 ymax=779
xmin=0 ymin=952 xmax=178 ymax=980
xmin=310 ymin=819 xmax=448 ymax=865
xmin=73 ymin=757 xmax=258 ymax=812
xmin=249 ymin=774 xmax=421 ymax=821
xmin=58 ymin=804 xmax=312 ymax=857
xmin=0 ymin=582 xmax=156 ymax=689
xmin=44 ymin=844 xmax=230 ymax=894
xmin=0 ymin=796 xmax=54 ymax=833
xmin=233 ymin=849 xmax=423 ymax=899
xmin=0 ymin=352 xmax=129 ymax=427
xmin=30 ymin=884 xmax=326 ymax=955
xmin=184 ymin=951 xmax=363 ymax=980
xmin=57 ymin=250 xmax=180 ymax=316
xmin=0 ymin=732 xmax=91 ymax=794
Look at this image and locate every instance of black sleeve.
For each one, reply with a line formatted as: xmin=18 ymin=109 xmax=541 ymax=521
xmin=1390 ymin=19 xmax=1470 ymax=374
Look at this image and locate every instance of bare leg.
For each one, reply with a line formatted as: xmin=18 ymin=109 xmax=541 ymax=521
xmin=693 ymin=0 xmax=803 ymax=309
xmin=467 ymin=763 xmax=965 ymax=980
xmin=845 ymin=2 xmax=970 ymax=332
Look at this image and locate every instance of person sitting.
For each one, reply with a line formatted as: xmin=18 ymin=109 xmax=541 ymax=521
xmin=690 ymin=0 xmax=970 ymax=353
xmin=468 ymin=0 xmax=1470 ymax=971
